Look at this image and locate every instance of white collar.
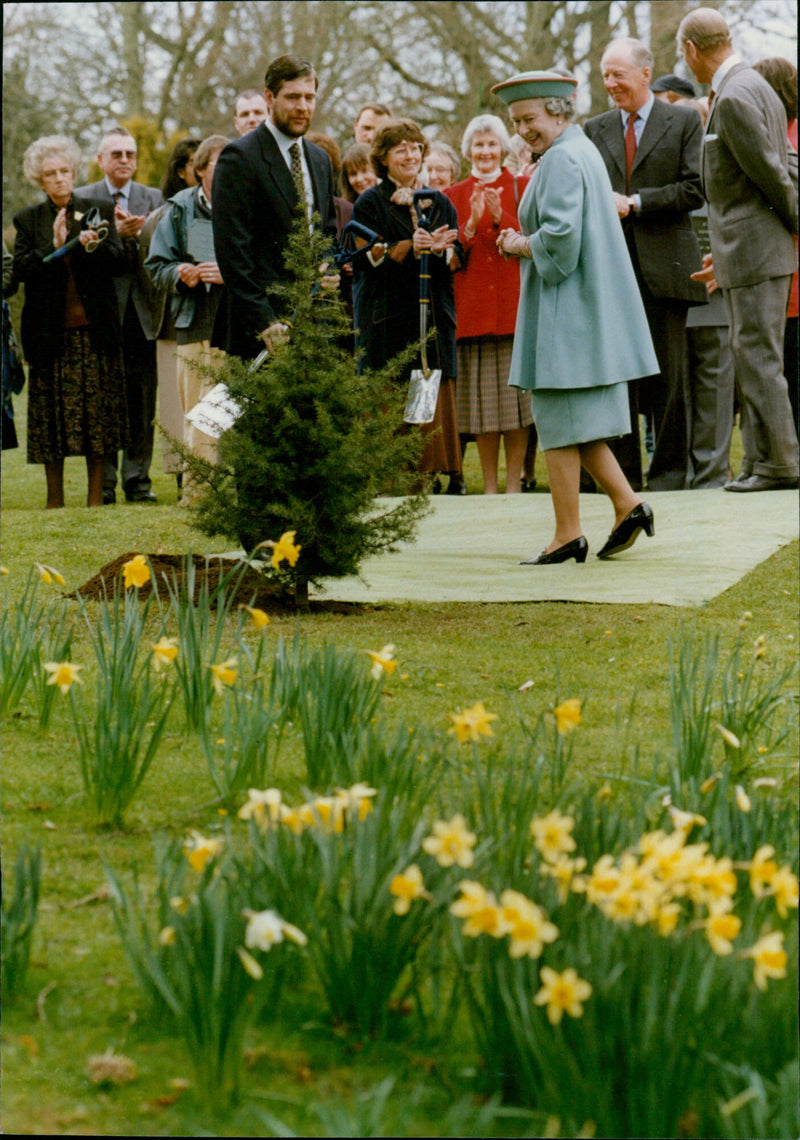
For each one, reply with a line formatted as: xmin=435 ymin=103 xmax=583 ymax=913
xmin=266 ymin=117 xmax=303 ymax=160
xmin=621 ymin=92 xmax=654 ymax=126
xmin=710 ymin=53 xmax=741 ymax=93
xmin=105 ymin=176 xmax=131 ymax=199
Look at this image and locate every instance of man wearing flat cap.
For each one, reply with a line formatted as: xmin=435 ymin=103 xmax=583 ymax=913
xmin=584 ymin=37 xmax=707 ymax=493
xmin=651 ymin=74 xmax=697 ymax=102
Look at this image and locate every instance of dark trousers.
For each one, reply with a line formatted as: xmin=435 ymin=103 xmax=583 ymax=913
xmin=104 ymin=302 xmax=157 ymax=496
xmin=611 ymin=235 xmax=691 ymax=491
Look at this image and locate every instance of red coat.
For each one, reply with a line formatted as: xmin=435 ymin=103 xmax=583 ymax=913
xmin=445 ymin=169 xmax=529 ymax=339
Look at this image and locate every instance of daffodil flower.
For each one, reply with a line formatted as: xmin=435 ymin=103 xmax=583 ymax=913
xmin=667 ymin=805 xmax=707 ymax=834
xmin=739 ymin=930 xmax=787 ymax=991
xmin=43 ymin=660 xmax=83 ymax=694
xmin=238 ymin=787 xmax=284 ymax=829
xmin=237 ymin=946 xmax=264 ymax=979
xmin=208 ymin=657 xmax=237 ymax=695
xmin=0 ymin=565 xmax=9 ymax=575
xmin=499 ymin=889 xmax=559 ymax=958
xmin=700 ymin=772 xmax=723 ymax=794
xmin=422 ymin=814 xmax=477 ymax=868
xmin=35 ymin=562 xmax=65 ymax=586
xmin=748 ymin=845 xmax=778 ymax=898
xmin=150 ymin=636 xmax=179 ymax=671
xmin=770 ymin=865 xmax=799 ymax=918
xmin=450 ymin=881 xmax=507 ymax=937
xmin=271 ymin=530 xmax=301 ymax=570
xmin=534 ymin=966 xmax=592 ymax=1025
xmin=552 ymin=697 xmax=582 ymax=735
xmin=530 ymin=809 xmax=577 ymax=863
xmin=243 ymin=907 xmax=307 ymax=952
xmin=240 ymin=604 xmax=270 ymax=630
xmin=183 ymin=830 xmax=224 ymax=872
xmin=366 ymin=644 xmax=397 ymax=680
xmin=447 ymin=701 xmax=497 ymax=744
xmin=122 ymin=554 xmax=150 ymax=589
xmin=735 ymin=785 xmax=752 ymax=813
xmin=389 ymin=864 xmax=429 ymax=915
xmin=705 ymin=911 xmax=742 ymax=955
xmin=715 ymin=724 xmax=741 ymax=749
xmin=158 ymin=925 xmax=177 ymax=946
xmin=752 ymin=634 xmax=766 ymax=660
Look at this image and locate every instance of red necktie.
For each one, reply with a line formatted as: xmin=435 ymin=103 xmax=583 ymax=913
xmin=625 ymin=113 xmax=638 ymax=191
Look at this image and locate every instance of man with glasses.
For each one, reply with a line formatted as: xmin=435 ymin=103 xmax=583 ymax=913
xmin=78 ymin=128 xmax=163 ymax=502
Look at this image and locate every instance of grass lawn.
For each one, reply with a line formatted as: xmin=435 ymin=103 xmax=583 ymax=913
xmin=1 ymin=393 xmax=797 ymax=1136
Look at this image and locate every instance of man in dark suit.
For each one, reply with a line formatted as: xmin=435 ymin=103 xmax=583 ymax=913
xmin=78 ymin=128 xmax=163 ymax=502
xmin=679 ymin=8 xmax=799 ymax=491
xmin=585 ymin=38 xmax=707 ymax=491
xmin=211 ymin=54 xmax=338 ymax=361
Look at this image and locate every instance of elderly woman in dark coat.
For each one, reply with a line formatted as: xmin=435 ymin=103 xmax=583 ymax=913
xmin=353 ymin=118 xmax=463 ymax=486
xmin=13 ymin=135 xmax=128 ymax=508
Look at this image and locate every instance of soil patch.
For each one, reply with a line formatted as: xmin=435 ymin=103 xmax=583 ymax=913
xmin=72 ymin=553 xmax=378 ymax=615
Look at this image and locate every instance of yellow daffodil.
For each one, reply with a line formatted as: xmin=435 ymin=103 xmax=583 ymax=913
xmin=158 ymin=925 xmax=177 ymax=946
xmin=336 ymin=782 xmax=378 ymax=821
xmin=530 ymin=809 xmax=577 ymax=863
xmin=43 ymin=660 xmax=83 ymax=694
xmin=237 ymin=946 xmax=264 ymax=979
xmin=700 ymin=772 xmax=723 ymax=794
xmin=667 ymin=806 xmax=707 ymax=834
xmin=716 ymin=724 xmax=741 ymax=749
xmin=585 ymin=854 xmax=621 ymax=904
xmin=539 ymin=854 xmax=587 ymax=904
xmin=208 ymin=657 xmax=237 ymax=695
xmin=150 ymin=636 xmax=179 ymax=671
xmin=238 ymin=787 xmax=284 ymax=829
xmin=735 ymin=785 xmax=752 ymax=813
xmin=752 ymin=634 xmax=766 ymax=660
xmin=271 ymin=530 xmax=301 ymax=570
xmin=0 ymin=565 xmax=8 ymax=575
xmin=450 ymin=881 xmax=507 ymax=938
xmin=311 ymin=796 xmax=346 ymax=833
xmin=366 ymin=644 xmax=398 ymax=680
xmin=389 ymin=864 xmax=429 ymax=915
xmin=748 ymin=845 xmax=778 ymax=898
xmin=770 ymin=865 xmax=799 ymax=919
xmin=240 ymin=604 xmax=270 ymax=630
xmin=654 ymin=901 xmax=682 ymax=936
xmin=447 ymin=701 xmax=498 ymax=744
xmin=35 ymin=562 xmax=65 ymax=586
xmin=705 ymin=911 xmax=742 ymax=955
xmin=422 ymin=814 xmax=477 ymax=868
xmin=534 ymin=966 xmax=592 ymax=1025
xmin=739 ymin=930 xmax=787 ymax=991
xmin=552 ymin=697 xmax=582 ymax=735
xmin=183 ymin=830 xmax=224 ymax=872
xmin=499 ymin=890 xmax=559 ymax=958
xmin=122 ymin=554 xmax=150 ymax=589
xmin=243 ymin=907 xmax=307 ymax=951
xmin=685 ymin=853 xmax=737 ymax=910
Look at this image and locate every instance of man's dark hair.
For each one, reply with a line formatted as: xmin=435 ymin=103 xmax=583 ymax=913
xmin=264 ymin=55 xmax=318 ymax=96
xmin=355 ymin=102 xmax=393 ymax=123
xmin=370 ymin=118 xmax=428 ymax=179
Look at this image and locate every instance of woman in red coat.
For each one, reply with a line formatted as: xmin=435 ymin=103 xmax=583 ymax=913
xmin=445 ymin=115 xmax=534 ymax=493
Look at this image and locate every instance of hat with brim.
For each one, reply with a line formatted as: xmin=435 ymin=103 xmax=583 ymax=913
xmin=651 ymin=74 xmax=696 ymax=98
xmin=491 ymin=71 xmax=578 ymax=106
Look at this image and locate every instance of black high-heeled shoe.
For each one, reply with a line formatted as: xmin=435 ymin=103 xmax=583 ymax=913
xmin=597 ymin=502 xmax=654 ymax=559
xmin=520 ymin=536 xmax=588 ymax=565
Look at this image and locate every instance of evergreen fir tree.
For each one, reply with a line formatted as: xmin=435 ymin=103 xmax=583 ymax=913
xmin=177 ymin=210 xmax=430 ymax=609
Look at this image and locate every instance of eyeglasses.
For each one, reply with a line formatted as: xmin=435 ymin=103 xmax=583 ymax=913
xmin=109 ymin=150 xmax=136 ymax=159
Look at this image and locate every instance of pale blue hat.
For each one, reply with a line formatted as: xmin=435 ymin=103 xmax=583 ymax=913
xmin=491 ymin=71 xmax=578 ymax=105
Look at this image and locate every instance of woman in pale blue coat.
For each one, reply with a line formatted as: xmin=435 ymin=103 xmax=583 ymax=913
xmin=494 ymin=72 xmax=660 ymax=564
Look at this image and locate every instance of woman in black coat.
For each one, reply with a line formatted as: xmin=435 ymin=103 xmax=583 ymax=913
xmin=353 ymin=119 xmax=463 ymax=486
xmin=13 ymin=135 xmax=128 ymax=507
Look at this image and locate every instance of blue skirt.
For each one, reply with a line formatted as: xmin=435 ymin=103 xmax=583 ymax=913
xmin=529 ymin=382 xmax=631 ymax=451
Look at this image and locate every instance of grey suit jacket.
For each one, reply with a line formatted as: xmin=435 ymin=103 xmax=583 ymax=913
xmin=584 ymin=99 xmax=707 ymax=303
xmin=701 ymin=63 xmax=797 ymax=289
xmin=75 ymin=179 xmax=164 ymax=338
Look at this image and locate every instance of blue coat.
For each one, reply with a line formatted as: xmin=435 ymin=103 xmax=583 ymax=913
xmin=509 ymin=125 xmax=658 ymax=393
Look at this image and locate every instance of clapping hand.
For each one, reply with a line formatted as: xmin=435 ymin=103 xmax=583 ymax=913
xmin=114 ymin=204 xmax=146 ymax=238
xmin=413 ymin=225 xmax=458 ymax=254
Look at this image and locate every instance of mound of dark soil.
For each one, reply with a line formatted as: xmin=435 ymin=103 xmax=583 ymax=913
xmin=72 ymin=553 xmax=374 ymax=614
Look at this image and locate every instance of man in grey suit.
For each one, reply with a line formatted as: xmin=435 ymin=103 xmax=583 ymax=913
xmin=78 ymin=128 xmax=163 ymax=502
xmin=584 ymin=38 xmax=707 ymax=492
xmin=679 ymin=7 xmax=799 ymax=491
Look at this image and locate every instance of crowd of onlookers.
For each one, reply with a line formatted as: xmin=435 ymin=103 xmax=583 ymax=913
xmin=3 ymin=5 xmax=797 ymax=525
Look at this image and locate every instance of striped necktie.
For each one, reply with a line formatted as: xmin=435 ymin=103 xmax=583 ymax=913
xmin=289 ymin=142 xmax=307 ymax=209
